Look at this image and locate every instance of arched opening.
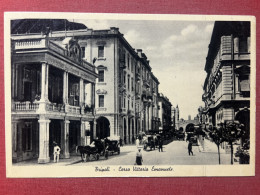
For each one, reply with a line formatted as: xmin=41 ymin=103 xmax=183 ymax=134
xmin=124 ymin=118 xmax=127 ymax=144
xmin=96 ymin=117 xmax=110 ymax=139
xmin=128 ymin=118 xmax=131 ymax=143
xmin=235 ymin=108 xmax=250 ymax=144
xmin=185 ymin=123 xmax=195 ymax=133
xmin=132 ymin=118 xmax=135 ymax=143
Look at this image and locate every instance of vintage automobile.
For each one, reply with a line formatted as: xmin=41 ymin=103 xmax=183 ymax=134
xmin=175 ymin=131 xmax=185 ymax=140
xmin=105 ymin=138 xmax=120 ymax=155
xmin=143 ymin=135 xmax=156 ymax=151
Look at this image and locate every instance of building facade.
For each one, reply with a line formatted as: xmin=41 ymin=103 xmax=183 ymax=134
xmin=202 ymin=21 xmax=250 ymax=142
xmin=11 ymin=32 xmax=98 ymax=163
xmin=158 ymin=93 xmax=172 ymax=132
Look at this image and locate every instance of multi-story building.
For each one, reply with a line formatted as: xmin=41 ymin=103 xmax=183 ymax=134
xmin=158 ymin=93 xmax=172 ymax=132
xmin=10 ymin=19 xmax=167 ymax=161
xmin=202 ymin=21 xmax=250 ymax=142
xmin=44 ymin=25 xmax=163 ymax=144
xmin=11 ymin=20 xmax=98 ymax=163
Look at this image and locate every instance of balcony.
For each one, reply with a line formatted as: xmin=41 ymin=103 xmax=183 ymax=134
xmin=119 ymin=84 xmax=126 ymax=93
xmin=12 ymin=101 xmax=39 ymax=111
xmin=119 ymin=62 xmax=126 ymax=69
xmin=143 ymin=79 xmax=150 ymax=88
xmin=13 ymin=37 xmax=95 ymax=72
xmin=46 ymin=103 xmax=65 ymax=112
xmin=135 ymin=92 xmax=141 ymax=100
xmin=120 ymin=108 xmax=127 ymax=115
xmin=136 ymin=73 xmax=141 ymax=81
xmin=65 ymin=105 xmax=81 ymax=114
xmin=128 ymin=109 xmax=135 ymax=117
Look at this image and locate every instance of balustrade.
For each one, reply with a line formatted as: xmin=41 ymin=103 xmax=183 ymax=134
xmin=13 ymin=101 xmax=39 ymax=111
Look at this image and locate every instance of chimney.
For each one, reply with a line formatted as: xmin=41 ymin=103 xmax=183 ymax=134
xmin=137 ymin=49 xmax=142 ymax=57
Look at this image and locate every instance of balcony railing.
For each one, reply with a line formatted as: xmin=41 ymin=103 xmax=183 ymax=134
xmin=136 ymin=73 xmax=141 ymax=81
xmin=120 ymin=108 xmax=127 ymax=115
xmin=14 ymin=39 xmax=47 ymax=50
xmin=119 ymin=84 xmax=126 ymax=92
xmin=65 ymin=105 xmax=81 ymax=114
xmin=143 ymin=79 xmax=150 ymax=88
xmin=46 ymin=103 xmax=65 ymax=112
xmin=128 ymin=110 xmax=135 ymax=116
xmin=12 ymin=101 xmax=39 ymax=111
xmin=13 ymin=37 xmax=95 ymax=72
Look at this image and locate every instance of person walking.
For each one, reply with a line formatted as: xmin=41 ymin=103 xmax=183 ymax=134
xmin=136 ymin=137 xmax=140 ymax=148
xmin=53 ymin=142 xmax=61 ymax=163
xmin=135 ymin=148 xmax=143 ymax=165
xmin=158 ymin=138 xmax=163 ymax=152
xmin=188 ymin=140 xmax=193 ymax=156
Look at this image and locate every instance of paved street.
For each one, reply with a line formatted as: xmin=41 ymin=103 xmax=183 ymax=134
xmin=70 ymin=139 xmax=231 ymax=166
xmin=14 ymin=139 xmax=232 ymax=166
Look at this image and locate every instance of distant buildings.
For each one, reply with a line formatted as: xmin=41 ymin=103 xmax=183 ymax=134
xmin=10 ymin=19 xmax=173 ymax=163
xmin=158 ymin=93 xmax=172 ymax=132
xmin=202 ymin=21 xmax=250 ymax=143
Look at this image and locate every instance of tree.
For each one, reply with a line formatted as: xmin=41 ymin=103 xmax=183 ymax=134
xmin=209 ymin=126 xmax=223 ymax=164
xmin=222 ymin=121 xmax=245 ymax=165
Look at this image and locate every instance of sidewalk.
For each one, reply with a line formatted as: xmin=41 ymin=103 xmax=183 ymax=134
xmin=198 ymin=138 xmax=226 ymax=154
xmin=13 ymin=144 xmax=137 ymax=166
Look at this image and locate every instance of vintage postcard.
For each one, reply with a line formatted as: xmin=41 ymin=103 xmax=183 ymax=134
xmin=4 ymin=12 xmax=256 ymax=177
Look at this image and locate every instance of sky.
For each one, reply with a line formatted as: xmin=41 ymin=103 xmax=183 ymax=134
xmin=71 ymin=18 xmax=214 ymax=120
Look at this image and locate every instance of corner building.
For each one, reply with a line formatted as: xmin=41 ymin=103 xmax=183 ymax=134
xmin=50 ymin=27 xmax=160 ymax=144
xmin=202 ymin=21 xmax=250 ymax=143
xmin=11 ymin=29 xmax=98 ymax=163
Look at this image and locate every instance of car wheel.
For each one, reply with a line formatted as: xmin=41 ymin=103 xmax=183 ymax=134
xmin=118 ymin=148 xmax=120 ymax=155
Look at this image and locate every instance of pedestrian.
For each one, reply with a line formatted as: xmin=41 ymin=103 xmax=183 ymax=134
xmin=53 ymin=142 xmax=61 ymax=163
xmin=135 ymin=148 xmax=143 ymax=165
xmin=119 ymin=138 xmax=123 ymax=147
xmin=136 ymin=136 xmax=140 ymax=148
xmin=158 ymin=138 xmax=163 ymax=152
xmin=188 ymin=140 xmax=193 ymax=156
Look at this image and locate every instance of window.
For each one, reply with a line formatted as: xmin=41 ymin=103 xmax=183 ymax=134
xmin=239 ymin=37 xmax=248 ymax=53
xmin=98 ymin=70 xmax=104 ymax=82
xmin=239 ymin=75 xmax=250 ymax=92
xmin=131 ymin=78 xmax=134 ymax=91
xmin=98 ymin=46 xmax=104 ymax=58
xmin=81 ymin=47 xmax=85 ymax=58
xmin=128 ymin=75 xmax=130 ymax=90
xmin=99 ymin=95 xmax=104 ymax=107
xmin=123 ymin=72 xmax=126 ymax=84
xmin=22 ymin=123 xmax=32 ymax=151
xmin=127 ymin=54 xmax=130 ymax=69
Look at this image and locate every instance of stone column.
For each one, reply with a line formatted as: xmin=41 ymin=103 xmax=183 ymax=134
xmin=12 ymin=119 xmax=19 ymax=162
xmin=85 ymin=121 xmax=91 ymax=145
xmin=93 ymin=120 xmax=97 ymax=139
xmin=130 ymin=118 xmax=133 ymax=144
xmin=39 ymin=63 xmax=48 ymax=112
xmin=80 ymin=121 xmax=86 ymax=146
xmin=92 ymin=83 xmax=95 ymax=107
xmin=126 ymin=116 xmax=129 ymax=144
xmin=63 ymin=71 xmax=68 ymax=104
xmin=45 ymin=63 xmax=49 ymax=101
xmin=79 ymin=79 xmax=84 ymax=106
xmin=38 ymin=118 xmax=50 ymax=163
xmin=63 ymin=120 xmax=70 ymax=159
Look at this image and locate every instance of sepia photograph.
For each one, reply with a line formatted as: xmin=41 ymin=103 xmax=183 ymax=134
xmin=4 ymin=12 xmax=256 ymax=177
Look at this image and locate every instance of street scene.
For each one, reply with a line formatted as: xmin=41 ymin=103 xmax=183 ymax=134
xmin=9 ymin=16 xmax=251 ymax=168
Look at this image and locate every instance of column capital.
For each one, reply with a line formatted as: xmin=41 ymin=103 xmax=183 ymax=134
xmin=38 ymin=119 xmax=51 ymax=123
xmin=65 ymin=120 xmax=70 ymax=124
